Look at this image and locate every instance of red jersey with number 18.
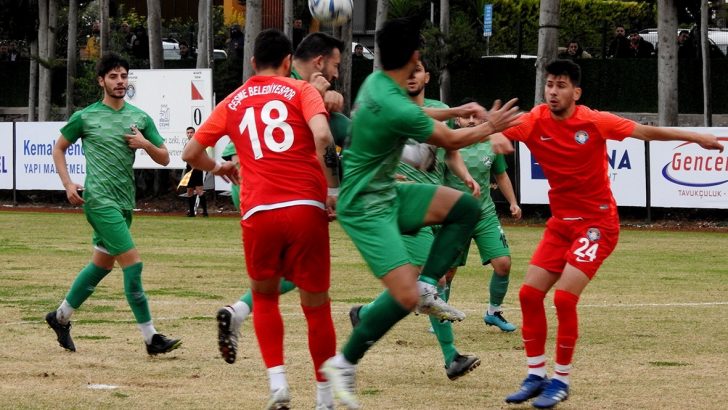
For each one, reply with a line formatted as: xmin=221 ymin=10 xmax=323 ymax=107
xmin=195 ymin=75 xmax=328 ymax=219
xmin=503 ymin=104 xmax=636 ymax=219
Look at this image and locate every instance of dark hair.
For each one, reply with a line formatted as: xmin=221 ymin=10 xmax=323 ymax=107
xmin=254 ymin=29 xmax=293 ymax=70
xmin=96 ymin=52 xmax=130 ymax=78
xmin=545 ymin=59 xmax=581 ymax=87
xmin=458 ymin=97 xmax=478 ymax=105
xmin=186 ymin=126 xmax=195 ymax=132
xmin=419 ymin=57 xmax=431 ymax=73
xmin=376 ymin=17 xmax=423 ymax=70
xmin=294 ymin=32 xmax=344 ymax=61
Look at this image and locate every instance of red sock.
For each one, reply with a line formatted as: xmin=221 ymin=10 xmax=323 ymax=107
xmin=302 ymin=300 xmax=337 ymax=382
xmin=252 ymin=291 xmax=284 ymax=368
xmin=554 ymin=289 xmax=580 ymax=368
xmin=519 ymin=284 xmax=547 ymax=357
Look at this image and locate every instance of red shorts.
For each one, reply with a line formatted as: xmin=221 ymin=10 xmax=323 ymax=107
xmin=530 ymin=216 xmax=620 ymax=279
xmin=241 ymin=205 xmax=330 ymax=292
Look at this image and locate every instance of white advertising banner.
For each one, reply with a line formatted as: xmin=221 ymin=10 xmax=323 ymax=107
xmin=15 ymin=122 xmax=86 ymax=190
xmin=649 ymin=127 xmax=728 ymax=208
xmin=518 ymin=138 xmax=647 ymax=206
xmin=125 ymin=69 xmax=214 ymax=170
xmin=0 ymin=123 xmax=13 ymax=189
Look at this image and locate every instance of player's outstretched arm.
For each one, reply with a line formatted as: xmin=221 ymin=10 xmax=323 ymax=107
xmin=53 ymin=136 xmax=84 ymax=205
xmin=631 ymin=124 xmax=725 ymax=152
xmin=181 ymin=139 xmax=239 ymax=184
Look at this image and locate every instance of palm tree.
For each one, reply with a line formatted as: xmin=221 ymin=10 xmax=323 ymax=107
xmin=534 ymin=0 xmax=560 ymax=105
xmin=335 ymin=19 xmax=354 ymax=114
xmin=66 ymin=0 xmax=79 ymax=118
xmin=38 ymin=0 xmax=57 ymax=121
xmin=439 ymin=0 xmax=450 ymax=104
xmin=657 ymin=0 xmax=678 ymax=126
xmin=147 ymin=0 xmax=163 ymax=68
xmin=99 ymin=0 xmax=110 ymax=56
xmin=197 ymin=0 xmax=212 ymax=69
xmin=243 ymin=0 xmax=262 ymax=81
xmin=373 ymin=0 xmax=389 ymax=71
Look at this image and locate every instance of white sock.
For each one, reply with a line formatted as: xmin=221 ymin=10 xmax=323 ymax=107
xmin=417 ymin=280 xmax=436 ymax=295
xmin=230 ymin=300 xmax=250 ymax=330
xmin=268 ymin=365 xmax=288 ymax=392
xmin=331 ymin=353 xmax=354 ymax=368
xmin=487 ymin=304 xmax=501 ymax=316
xmin=316 ymin=381 xmax=333 ymax=405
xmin=56 ymin=300 xmax=75 ymax=324
xmin=138 ymin=321 xmax=157 ymax=344
xmin=553 ymin=363 xmax=572 ymax=385
xmin=527 ymin=355 xmax=547 ymax=378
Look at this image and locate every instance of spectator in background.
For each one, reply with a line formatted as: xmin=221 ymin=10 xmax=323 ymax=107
xmin=628 ymin=29 xmax=655 ymax=58
xmin=292 ymin=19 xmax=305 ymax=50
xmin=607 ymin=24 xmax=630 ymax=58
xmin=227 ymin=24 xmax=245 ymax=59
xmin=179 ymin=41 xmax=194 ymax=59
xmin=559 ymin=40 xmax=591 ymax=60
xmin=86 ymin=20 xmax=101 ymax=59
xmin=352 ymin=43 xmax=366 ymax=61
xmin=120 ymin=22 xmax=134 ymax=52
xmin=677 ymin=30 xmax=696 ymax=59
xmin=131 ymin=26 xmax=149 ymax=59
xmin=0 ymin=43 xmax=8 ymax=61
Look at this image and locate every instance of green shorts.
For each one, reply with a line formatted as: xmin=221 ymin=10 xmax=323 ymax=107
xmin=453 ymin=211 xmax=510 ymax=267
xmin=338 ymin=183 xmax=438 ymax=278
xmin=402 ymin=226 xmax=435 ymax=267
xmin=84 ymin=206 xmax=135 ymax=256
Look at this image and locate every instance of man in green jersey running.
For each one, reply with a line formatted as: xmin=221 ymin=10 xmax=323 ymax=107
xmin=445 ymin=97 xmax=522 ymax=333
xmin=215 ymin=32 xmax=350 ymax=367
xmin=46 ymin=53 xmax=183 ymax=356
xmin=321 ymin=17 xmax=521 ymax=409
xmin=348 ymin=59 xmax=483 ymax=381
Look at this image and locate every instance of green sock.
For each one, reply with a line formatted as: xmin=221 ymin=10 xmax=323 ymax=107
xmin=65 ymin=263 xmax=112 ymax=308
xmin=489 ymin=272 xmax=510 ymax=307
xmin=419 ymin=194 xmax=480 ymax=283
xmin=342 ymin=290 xmax=410 ymax=364
xmin=239 ymin=279 xmax=296 ymax=307
xmin=356 ymin=290 xmax=385 ymax=322
xmin=122 ymin=262 xmax=151 ymax=324
xmin=430 ymin=284 xmax=457 ymax=366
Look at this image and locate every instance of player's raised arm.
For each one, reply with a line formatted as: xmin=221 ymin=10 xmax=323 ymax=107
xmin=630 ymin=124 xmax=725 ymax=152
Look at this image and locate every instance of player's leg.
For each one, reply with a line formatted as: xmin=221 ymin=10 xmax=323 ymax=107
xmin=186 ymin=187 xmax=195 ymax=217
xmin=397 ymin=184 xmax=480 ymax=322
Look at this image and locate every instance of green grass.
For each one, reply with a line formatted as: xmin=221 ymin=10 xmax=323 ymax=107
xmin=0 ymin=211 xmax=727 ymax=409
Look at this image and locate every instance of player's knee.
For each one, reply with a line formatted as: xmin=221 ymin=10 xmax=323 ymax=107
xmin=553 ymin=289 xmax=579 ymax=311
xmin=519 ymin=284 xmax=546 ymax=306
xmin=392 ymin=288 xmax=418 ymax=310
xmin=492 ymin=258 xmax=511 ymax=275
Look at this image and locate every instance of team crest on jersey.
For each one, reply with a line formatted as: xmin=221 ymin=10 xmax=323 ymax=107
xmin=481 ymin=155 xmax=493 ymax=169
xmin=586 ymin=228 xmax=601 ymax=241
xmin=574 ymin=130 xmax=589 ymax=144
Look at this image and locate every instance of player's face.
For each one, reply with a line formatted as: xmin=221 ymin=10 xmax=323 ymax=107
xmin=406 ymin=61 xmax=429 ymax=97
xmin=456 ymin=114 xmax=484 ymax=128
xmin=186 ymin=129 xmax=194 ymax=139
xmin=98 ymin=67 xmax=128 ymax=99
xmin=544 ymin=74 xmax=580 ymax=116
xmin=318 ymin=48 xmax=341 ymax=82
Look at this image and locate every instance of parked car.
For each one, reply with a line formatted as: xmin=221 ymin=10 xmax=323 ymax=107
xmin=640 ymin=28 xmax=728 ymax=56
xmin=163 ymin=38 xmax=227 ymax=61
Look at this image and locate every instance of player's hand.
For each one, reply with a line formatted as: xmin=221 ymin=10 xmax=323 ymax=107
xmin=485 ymin=98 xmax=521 ymax=133
xmin=310 ymin=72 xmax=331 ymax=96
xmin=510 ymin=203 xmax=522 ymax=220
xmin=698 ymin=134 xmax=725 ymax=152
xmin=325 ymin=195 xmax=337 ymax=221
xmin=64 ymin=182 xmax=85 ymax=205
xmin=466 ymin=177 xmax=481 ymax=198
xmin=454 ymin=102 xmax=488 ymax=121
xmin=324 ymin=90 xmax=344 ymax=112
xmin=214 ymin=161 xmax=239 ymax=185
xmin=489 ymin=133 xmax=514 ymax=154
xmin=124 ymin=125 xmax=150 ymax=150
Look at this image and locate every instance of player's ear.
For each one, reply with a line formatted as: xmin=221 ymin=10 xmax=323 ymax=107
xmin=574 ymin=86 xmax=582 ymax=102
xmin=97 ymin=75 xmax=104 ymax=87
xmin=424 ymin=71 xmax=430 ymax=85
xmin=251 ymin=56 xmax=258 ymax=72
xmin=312 ymin=55 xmax=324 ymax=70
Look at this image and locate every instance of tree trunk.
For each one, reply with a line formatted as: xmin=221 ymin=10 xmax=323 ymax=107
xmin=243 ymin=0 xmax=262 ymax=81
xmin=66 ymin=0 xmax=79 ymax=118
xmin=99 ymin=0 xmax=110 ymax=56
xmin=283 ymin=0 xmax=294 ymax=40
xmin=373 ymin=0 xmax=389 ymax=71
xmin=38 ymin=0 xmax=56 ymax=121
xmin=196 ymin=0 xmax=211 ymax=69
xmin=147 ymin=0 xmax=163 ymax=69
xmin=700 ymin=0 xmax=712 ymax=126
xmin=28 ymin=39 xmax=38 ymax=121
xmin=657 ymin=0 xmax=678 ymax=126
xmin=534 ymin=0 xmax=560 ymax=105
xmin=335 ymin=21 xmax=353 ymax=114
xmin=439 ymin=0 xmax=450 ymax=104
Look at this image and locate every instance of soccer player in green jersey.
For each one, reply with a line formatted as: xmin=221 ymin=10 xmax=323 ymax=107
xmin=445 ymin=97 xmax=522 ymax=333
xmin=349 ymin=59 xmax=483 ymax=381
xmin=321 ymin=17 xmax=521 ymax=409
xmin=46 ymin=53 xmax=182 ymax=356
xmin=215 ymin=32 xmax=350 ymax=367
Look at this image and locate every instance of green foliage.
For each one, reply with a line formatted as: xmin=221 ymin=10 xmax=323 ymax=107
xmin=388 ymin=0 xmax=429 ymax=18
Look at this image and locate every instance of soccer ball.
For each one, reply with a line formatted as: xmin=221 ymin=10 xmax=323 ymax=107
xmin=308 ymin=0 xmax=353 ymax=26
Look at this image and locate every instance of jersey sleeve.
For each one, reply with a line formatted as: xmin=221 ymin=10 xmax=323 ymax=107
xmin=195 ymin=99 xmax=230 ymax=147
xmin=492 ymin=153 xmax=507 ymax=174
xmin=60 ymin=110 xmax=84 ymax=143
xmin=502 ymin=110 xmax=535 ymax=142
xmin=299 ymin=82 xmax=328 ymax=122
xmin=141 ymin=114 xmax=165 ymax=147
xmin=391 ymin=101 xmax=434 ymax=143
xmin=593 ymin=110 xmax=637 ymax=141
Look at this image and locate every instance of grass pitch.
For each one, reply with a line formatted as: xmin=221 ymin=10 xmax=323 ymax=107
xmin=0 ymin=211 xmax=727 ymax=409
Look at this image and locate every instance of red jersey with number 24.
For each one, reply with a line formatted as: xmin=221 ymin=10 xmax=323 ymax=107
xmin=503 ymin=104 xmax=636 ymax=219
xmin=194 ymin=75 xmax=328 ymax=220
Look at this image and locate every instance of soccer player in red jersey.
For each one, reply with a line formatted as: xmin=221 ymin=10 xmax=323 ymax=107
xmin=181 ymin=29 xmax=340 ymax=410
xmin=500 ymin=59 xmax=723 ymax=409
